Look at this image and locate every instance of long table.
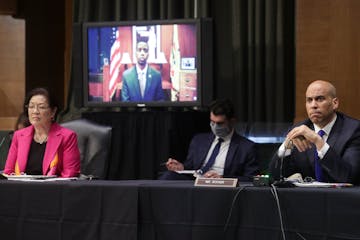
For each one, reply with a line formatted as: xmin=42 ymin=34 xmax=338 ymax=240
xmin=0 ymin=180 xmax=359 ymax=240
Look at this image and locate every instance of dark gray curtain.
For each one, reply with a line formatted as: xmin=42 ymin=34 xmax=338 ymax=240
xmin=66 ymin=0 xmax=294 ymax=123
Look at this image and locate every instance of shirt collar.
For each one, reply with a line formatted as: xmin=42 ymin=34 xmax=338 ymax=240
xmin=313 ymin=114 xmax=337 ymax=136
xmin=136 ymin=64 xmax=148 ymax=76
xmin=215 ymin=128 xmax=234 ymax=142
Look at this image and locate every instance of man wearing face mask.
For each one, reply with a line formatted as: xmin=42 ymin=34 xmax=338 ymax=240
xmin=159 ymin=99 xmax=259 ymax=181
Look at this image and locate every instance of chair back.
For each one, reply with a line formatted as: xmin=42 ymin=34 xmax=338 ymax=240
xmin=61 ymin=119 xmax=112 ymax=179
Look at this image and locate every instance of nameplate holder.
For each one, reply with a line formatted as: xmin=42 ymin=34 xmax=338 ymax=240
xmin=194 ymin=177 xmax=238 ymax=188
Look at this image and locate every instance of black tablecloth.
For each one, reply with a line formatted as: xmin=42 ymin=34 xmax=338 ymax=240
xmin=0 ymin=180 xmax=359 ymax=240
xmin=0 ymin=180 xmax=138 ymax=240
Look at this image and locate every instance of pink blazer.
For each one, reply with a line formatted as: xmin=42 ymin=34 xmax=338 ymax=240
xmin=4 ymin=123 xmax=80 ymax=177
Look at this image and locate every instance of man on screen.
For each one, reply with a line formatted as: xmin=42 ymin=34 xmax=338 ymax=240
xmin=269 ymin=80 xmax=360 ymax=184
xmin=159 ymin=99 xmax=259 ymax=181
xmin=121 ymin=40 xmax=164 ymax=102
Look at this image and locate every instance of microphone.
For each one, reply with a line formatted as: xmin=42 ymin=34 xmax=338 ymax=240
xmin=0 ymin=131 xmax=13 ymax=151
xmin=0 ymin=135 xmax=7 ymax=149
xmin=273 ymin=140 xmax=295 ymax=187
xmin=280 ymin=140 xmax=293 ymax=180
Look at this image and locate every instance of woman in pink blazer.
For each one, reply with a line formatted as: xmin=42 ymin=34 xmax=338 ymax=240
xmin=4 ymin=88 xmax=80 ymax=177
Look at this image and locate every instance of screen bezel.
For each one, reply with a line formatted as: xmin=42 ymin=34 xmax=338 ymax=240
xmin=82 ymin=19 xmax=207 ymax=108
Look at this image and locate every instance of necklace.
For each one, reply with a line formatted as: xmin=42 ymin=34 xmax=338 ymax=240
xmin=34 ymin=134 xmax=48 ymax=144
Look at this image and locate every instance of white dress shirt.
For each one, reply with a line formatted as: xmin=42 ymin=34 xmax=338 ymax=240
xmin=201 ymin=130 xmax=234 ymax=175
xmin=136 ymin=65 xmax=148 ymax=98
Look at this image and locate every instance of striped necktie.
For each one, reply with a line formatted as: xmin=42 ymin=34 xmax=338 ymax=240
xmin=199 ymin=138 xmax=224 ymax=175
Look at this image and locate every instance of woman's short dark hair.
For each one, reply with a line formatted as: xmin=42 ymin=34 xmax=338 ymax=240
xmin=209 ymin=99 xmax=235 ymax=120
xmin=15 ymin=112 xmax=30 ymax=130
xmin=23 ymin=87 xmax=59 ymax=120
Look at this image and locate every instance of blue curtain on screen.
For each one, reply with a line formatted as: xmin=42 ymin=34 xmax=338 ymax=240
xmin=88 ymin=27 xmax=116 ymax=74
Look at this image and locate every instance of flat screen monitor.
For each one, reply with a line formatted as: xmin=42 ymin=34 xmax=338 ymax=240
xmin=82 ymin=18 xmax=213 ymax=108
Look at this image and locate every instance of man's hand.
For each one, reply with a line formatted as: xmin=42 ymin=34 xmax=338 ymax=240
xmin=203 ymin=170 xmax=222 ymax=178
xmin=165 ymin=158 xmax=184 ymax=171
xmin=286 ymin=125 xmax=325 ymax=152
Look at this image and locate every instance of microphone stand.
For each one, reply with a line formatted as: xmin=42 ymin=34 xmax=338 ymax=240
xmin=0 ymin=136 xmax=6 ymax=148
xmin=273 ymin=140 xmax=295 ymax=188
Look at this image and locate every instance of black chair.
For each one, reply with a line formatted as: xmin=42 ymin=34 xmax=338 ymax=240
xmin=0 ymin=130 xmax=13 ymax=170
xmin=61 ymin=119 xmax=112 ymax=179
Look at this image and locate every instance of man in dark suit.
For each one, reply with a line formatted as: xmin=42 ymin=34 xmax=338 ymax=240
xmin=159 ymin=99 xmax=259 ymax=181
xmin=269 ymin=80 xmax=360 ymax=184
xmin=121 ymin=41 xmax=164 ymax=102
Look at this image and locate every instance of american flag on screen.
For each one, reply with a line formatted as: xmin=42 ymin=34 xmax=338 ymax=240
xmin=109 ymin=28 xmax=121 ymax=97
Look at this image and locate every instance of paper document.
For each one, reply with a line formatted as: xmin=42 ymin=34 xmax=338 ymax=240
xmin=175 ymin=170 xmax=196 ymax=175
xmin=3 ymin=174 xmax=57 ymax=180
xmin=1 ymin=174 xmax=77 ymax=182
xmin=293 ymin=181 xmax=353 ymax=188
xmin=6 ymin=177 xmax=78 ymax=182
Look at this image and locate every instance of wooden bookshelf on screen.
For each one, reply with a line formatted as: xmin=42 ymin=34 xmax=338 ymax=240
xmin=179 ymin=70 xmax=197 ymax=101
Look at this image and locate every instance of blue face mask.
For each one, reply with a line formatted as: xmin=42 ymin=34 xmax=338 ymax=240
xmin=210 ymin=122 xmax=232 ymax=138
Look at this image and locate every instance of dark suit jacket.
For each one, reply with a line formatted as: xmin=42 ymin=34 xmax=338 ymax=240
xmin=269 ymin=112 xmax=360 ymax=184
xmin=161 ymin=132 xmax=259 ymax=181
xmin=121 ymin=66 xmax=164 ymax=102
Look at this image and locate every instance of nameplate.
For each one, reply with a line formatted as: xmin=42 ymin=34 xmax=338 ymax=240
xmin=194 ymin=177 xmax=238 ymax=188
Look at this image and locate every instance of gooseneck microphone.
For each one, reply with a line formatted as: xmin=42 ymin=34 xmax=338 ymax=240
xmin=273 ymin=139 xmax=295 ymax=187
xmin=280 ymin=140 xmax=293 ymax=180
xmin=0 ymin=135 xmax=7 ymax=149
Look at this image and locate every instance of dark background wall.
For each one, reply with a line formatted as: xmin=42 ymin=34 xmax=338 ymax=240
xmin=16 ymin=0 xmax=67 ymax=110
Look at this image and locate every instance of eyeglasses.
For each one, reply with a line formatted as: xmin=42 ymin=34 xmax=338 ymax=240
xmin=25 ymin=104 xmax=50 ymax=112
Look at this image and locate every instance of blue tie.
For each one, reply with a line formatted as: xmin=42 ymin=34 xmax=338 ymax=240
xmin=200 ymin=138 xmax=223 ymax=174
xmin=315 ymin=130 xmax=325 ymax=181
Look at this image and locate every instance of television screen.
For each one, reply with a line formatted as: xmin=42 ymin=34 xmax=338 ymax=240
xmin=82 ymin=18 xmax=212 ymax=108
